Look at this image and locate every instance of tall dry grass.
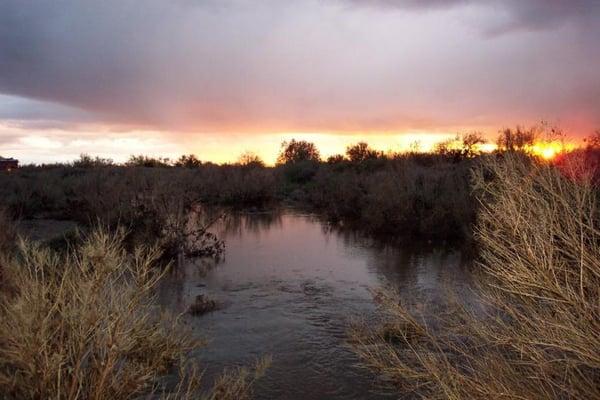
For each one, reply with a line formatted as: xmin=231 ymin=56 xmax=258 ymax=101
xmin=350 ymin=154 xmax=600 ymax=399
xmin=0 ymin=228 xmax=267 ymax=400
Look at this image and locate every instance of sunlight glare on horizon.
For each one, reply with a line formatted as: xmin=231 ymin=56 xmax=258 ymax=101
xmin=195 ymin=131 xmax=463 ymax=165
xmin=528 ymin=141 xmax=577 ymax=160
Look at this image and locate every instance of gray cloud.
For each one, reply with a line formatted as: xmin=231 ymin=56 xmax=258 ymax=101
xmin=0 ymin=0 xmax=599 ymax=135
xmin=0 ymin=95 xmax=94 ymax=127
xmin=346 ymin=0 xmax=600 ymax=34
xmin=343 ymin=0 xmax=468 ymax=11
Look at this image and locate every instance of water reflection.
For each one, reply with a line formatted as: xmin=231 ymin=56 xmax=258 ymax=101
xmin=219 ymin=210 xmax=284 ymax=238
xmin=158 ymin=210 xmax=472 ymax=400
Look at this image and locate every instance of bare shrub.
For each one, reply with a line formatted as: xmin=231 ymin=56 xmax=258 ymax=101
xmin=0 ymin=228 xmax=191 ymax=398
xmin=237 ymin=152 xmax=265 ymax=168
xmin=496 ymin=126 xmax=537 ymax=151
xmin=434 ymin=133 xmax=486 ymax=161
xmin=346 ymin=142 xmax=383 ymax=162
xmin=73 ymin=153 xmax=114 ymax=168
xmin=350 ymin=154 xmax=600 ymax=399
xmin=174 ymin=154 xmax=202 ymax=168
xmin=0 ymin=228 xmax=267 ymax=399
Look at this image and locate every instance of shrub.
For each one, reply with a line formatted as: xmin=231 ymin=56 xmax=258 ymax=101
xmin=434 ymin=133 xmax=486 ymax=161
xmin=0 ymin=228 xmax=268 ymax=399
xmin=174 ymin=154 xmax=202 ymax=168
xmin=237 ymin=152 xmax=265 ymax=168
xmin=72 ymin=154 xmax=114 ymax=168
xmin=276 ymin=139 xmax=321 ymax=164
xmin=496 ymin=126 xmax=537 ymax=151
xmin=326 ymin=154 xmax=345 ymax=164
xmin=280 ymin=160 xmax=320 ymax=185
xmin=304 ymin=155 xmax=476 ymax=241
xmin=126 ymin=155 xmax=171 ymax=168
xmin=350 ymin=154 xmax=600 ymax=399
xmin=0 ymin=228 xmax=194 ymax=398
xmin=345 ymin=142 xmax=382 ymax=163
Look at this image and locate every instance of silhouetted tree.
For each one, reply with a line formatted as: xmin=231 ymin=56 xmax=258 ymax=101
xmin=73 ymin=154 xmax=114 ymax=168
xmin=238 ymin=151 xmax=265 ymax=168
xmin=126 ymin=155 xmax=171 ymax=168
xmin=584 ymin=130 xmax=600 ymax=150
xmin=434 ymin=136 xmax=460 ymax=159
xmin=345 ymin=142 xmax=382 ymax=162
xmin=174 ymin=154 xmax=202 ymax=168
xmin=277 ymin=139 xmax=320 ymax=164
xmin=497 ymin=127 xmax=536 ymax=152
xmin=461 ymin=132 xmax=486 ymax=158
xmin=327 ymin=154 xmax=346 ymax=164
xmin=435 ymin=133 xmax=486 ymax=161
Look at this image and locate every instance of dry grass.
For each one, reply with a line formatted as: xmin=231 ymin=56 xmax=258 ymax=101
xmin=161 ymin=355 xmax=271 ymax=400
xmin=0 ymin=228 xmax=268 ymax=400
xmin=350 ymin=154 xmax=600 ymax=399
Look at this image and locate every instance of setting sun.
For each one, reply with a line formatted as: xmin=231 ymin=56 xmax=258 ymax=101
xmin=1 ymin=1 xmax=599 ymax=399
xmin=527 ymin=141 xmax=577 ymax=160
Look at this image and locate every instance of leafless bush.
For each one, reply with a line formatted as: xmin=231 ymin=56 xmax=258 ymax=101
xmin=0 ymin=227 xmax=267 ymax=399
xmin=350 ymin=154 xmax=600 ymax=399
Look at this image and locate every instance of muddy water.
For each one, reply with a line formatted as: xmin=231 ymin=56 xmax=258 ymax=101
xmin=158 ymin=210 xmax=473 ymax=399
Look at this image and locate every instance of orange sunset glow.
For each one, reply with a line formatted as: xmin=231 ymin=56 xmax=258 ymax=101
xmin=1 ymin=1 xmax=599 ymax=163
xmin=1 ymin=2 xmax=599 ymax=400
xmin=529 ymin=141 xmax=578 ymax=160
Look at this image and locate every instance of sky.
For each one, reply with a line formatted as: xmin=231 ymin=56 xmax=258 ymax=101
xmin=1 ymin=0 xmax=599 ymax=164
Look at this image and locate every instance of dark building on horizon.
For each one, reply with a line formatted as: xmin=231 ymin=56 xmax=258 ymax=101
xmin=0 ymin=157 xmax=18 ymax=171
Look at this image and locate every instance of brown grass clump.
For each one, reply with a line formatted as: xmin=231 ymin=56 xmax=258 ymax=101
xmin=350 ymin=154 xmax=600 ymax=399
xmin=161 ymin=355 xmax=272 ymax=400
xmin=200 ymin=356 xmax=272 ymax=400
xmin=0 ymin=228 xmax=193 ymax=399
xmin=0 ymin=228 xmax=268 ymax=399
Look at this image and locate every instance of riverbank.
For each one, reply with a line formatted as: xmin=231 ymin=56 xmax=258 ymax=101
xmin=0 ymin=148 xmax=598 ymax=399
xmin=0 ymin=152 xmax=480 ymax=246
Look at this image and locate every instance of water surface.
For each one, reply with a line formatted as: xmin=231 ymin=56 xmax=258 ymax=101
xmin=159 ymin=210 xmax=472 ymax=399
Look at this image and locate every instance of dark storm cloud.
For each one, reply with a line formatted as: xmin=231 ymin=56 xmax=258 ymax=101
xmin=0 ymin=0 xmax=599 ymax=135
xmin=346 ymin=0 xmax=600 ymax=34
xmin=0 ymin=0 xmax=303 ymax=130
xmin=0 ymin=0 xmax=190 ymax=126
xmin=344 ymin=0 xmax=467 ymax=10
xmin=0 ymin=95 xmax=94 ymax=126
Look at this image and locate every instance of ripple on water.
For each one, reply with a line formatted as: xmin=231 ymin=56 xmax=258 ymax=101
xmin=159 ymin=210 xmax=472 ymax=400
